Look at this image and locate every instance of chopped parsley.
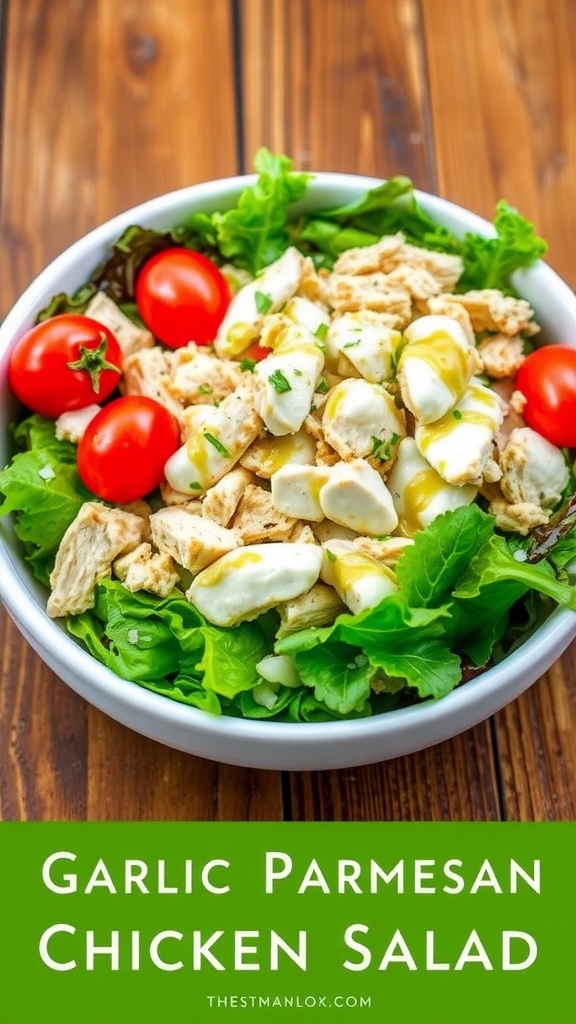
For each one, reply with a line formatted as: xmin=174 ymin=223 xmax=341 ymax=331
xmin=453 ymin=409 xmax=463 ymax=420
xmin=314 ymin=322 xmax=328 ymax=341
xmin=268 ymin=369 xmax=292 ymax=394
xmin=316 ymin=377 xmax=329 ymax=394
xmin=198 ymin=384 xmax=214 ymax=395
xmin=325 ymin=548 xmax=337 ymax=563
xmin=240 ymin=358 xmax=257 ymax=372
xmin=189 ymin=481 xmax=203 ymax=491
xmin=371 ymin=432 xmax=399 ymax=462
xmin=203 ymin=432 xmax=231 ymax=458
xmin=343 ymin=339 xmax=361 ymax=348
xmin=255 ymin=290 xmax=273 ymax=314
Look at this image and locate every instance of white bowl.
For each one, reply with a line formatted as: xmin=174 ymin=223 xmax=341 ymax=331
xmin=1 ymin=173 xmax=575 ymax=770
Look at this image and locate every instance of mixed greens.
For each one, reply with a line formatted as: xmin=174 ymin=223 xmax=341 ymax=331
xmin=1 ymin=149 xmax=574 ymax=722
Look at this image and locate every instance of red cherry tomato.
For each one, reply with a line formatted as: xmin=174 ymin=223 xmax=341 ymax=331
xmin=240 ymin=339 xmax=272 ymax=363
xmin=516 ymin=345 xmax=576 ymax=448
xmin=8 ymin=314 xmax=122 ymax=418
xmin=135 ymin=248 xmax=231 ymax=349
xmin=77 ymin=396 xmax=180 ymax=503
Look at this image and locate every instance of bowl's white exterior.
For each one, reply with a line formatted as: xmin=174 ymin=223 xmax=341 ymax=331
xmin=1 ymin=173 xmax=575 ymax=770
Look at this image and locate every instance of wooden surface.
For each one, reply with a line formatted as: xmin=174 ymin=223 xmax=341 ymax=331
xmin=0 ymin=0 xmax=574 ymax=822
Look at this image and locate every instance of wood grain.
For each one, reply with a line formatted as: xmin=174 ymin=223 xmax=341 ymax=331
xmin=240 ymin=0 xmax=507 ymax=822
xmin=0 ymin=0 xmax=574 ymax=822
xmin=0 ymin=0 xmax=283 ymax=822
xmin=421 ymin=0 xmax=576 ymax=820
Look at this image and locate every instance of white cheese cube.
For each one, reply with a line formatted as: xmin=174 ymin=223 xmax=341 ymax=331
xmin=187 ymin=542 xmax=323 ymax=626
xmin=399 ymin=314 xmax=479 ymax=424
xmin=387 ymin=437 xmax=478 ymax=537
xmin=271 ymin=464 xmax=331 ymax=522
xmin=318 ymin=458 xmax=399 ymax=536
xmin=320 ymin=539 xmax=398 ymax=614
xmin=322 ymin=378 xmax=406 ymax=462
xmin=415 ymin=378 xmax=505 ymax=485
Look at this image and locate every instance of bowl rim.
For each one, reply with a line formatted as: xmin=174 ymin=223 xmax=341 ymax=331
xmin=1 ymin=170 xmax=575 ymax=752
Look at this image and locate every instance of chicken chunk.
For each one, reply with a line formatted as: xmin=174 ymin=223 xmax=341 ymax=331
xmin=187 ymin=543 xmax=323 ymax=626
xmin=333 ymin=233 xmax=463 ymax=291
xmin=164 ymin=384 xmax=263 ymax=494
xmin=240 ymin=430 xmax=316 ymax=478
xmin=231 ymin=484 xmax=297 ymax=543
xmin=55 ymin=404 xmax=100 ymax=443
xmin=318 ymin=458 xmax=399 ymax=536
xmin=202 ymin=467 xmax=256 ymax=526
xmin=113 ymin=542 xmax=180 ymax=598
xmin=415 ymin=379 xmax=505 ymax=486
xmin=442 ymin=289 xmax=540 ymax=337
xmin=320 ymin=539 xmax=398 ymax=615
xmin=47 ymin=503 xmax=144 ymax=617
xmin=478 ymin=333 xmax=525 ymax=379
xmin=322 ymin=377 xmax=406 ymax=465
xmin=150 ymin=506 xmax=241 ymax=574
xmin=398 ymin=314 xmax=481 ymax=424
xmin=121 ymin=346 xmax=182 ymax=414
xmin=487 ymin=498 xmax=550 ymax=536
xmin=328 ymin=273 xmax=411 ymax=324
xmin=325 ymin=311 xmax=401 ymax=382
xmin=163 ymin=344 xmax=242 ymax=405
xmin=499 ymin=427 xmax=569 ymax=508
xmin=85 ymin=291 xmax=154 ymax=356
xmin=214 ymin=246 xmax=306 ymax=358
xmin=387 ymin=437 xmax=477 ymax=537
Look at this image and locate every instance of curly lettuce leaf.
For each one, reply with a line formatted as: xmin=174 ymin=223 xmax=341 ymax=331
xmin=0 ymin=415 xmax=93 ymax=584
xmin=455 ymin=534 xmax=576 ymax=611
xmin=293 ymin=177 xmax=460 ymax=266
xmin=207 ymin=148 xmax=311 ymax=273
xmin=459 ymin=200 xmax=547 ymax=292
xmin=196 ymin=621 xmax=269 ymax=699
xmin=294 ymin=643 xmax=378 ymax=715
xmin=396 ymin=504 xmax=495 ymax=607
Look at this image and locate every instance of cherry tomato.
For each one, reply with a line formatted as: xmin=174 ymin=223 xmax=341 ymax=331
xmin=240 ymin=339 xmax=272 ymax=363
xmin=135 ymin=248 xmax=231 ymax=349
xmin=77 ymin=396 xmax=180 ymax=503
xmin=8 ymin=314 xmax=122 ymax=419
xmin=516 ymin=345 xmax=576 ymax=448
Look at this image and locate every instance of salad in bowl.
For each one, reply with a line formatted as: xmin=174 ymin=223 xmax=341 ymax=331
xmin=0 ymin=150 xmax=574 ymax=767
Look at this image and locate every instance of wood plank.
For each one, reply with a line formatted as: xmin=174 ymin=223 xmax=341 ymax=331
xmin=422 ymin=0 xmax=576 ymax=820
xmin=290 ymin=721 xmax=501 ymax=821
xmin=241 ymin=0 xmax=432 ymax=184
xmin=240 ymin=0 xmax=503 ymax=822
xmin=0 ymin=0 xmax=97 ymax=820
xmin=0 ymin=0 xmax=283 ymax=821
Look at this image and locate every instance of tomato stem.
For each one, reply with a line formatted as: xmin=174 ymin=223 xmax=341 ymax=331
xmin=67 ymin=333 xmax=121 ymax=394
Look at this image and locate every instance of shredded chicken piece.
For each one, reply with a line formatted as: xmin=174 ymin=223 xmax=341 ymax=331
xmin=478 ymin=333 xmax=525 ymax=379
xmin=442 ymin=289 xmax=539 ymax=336
xmin=84 ymin=291 xmax=154 ymax=356
xmin=202 ymin=467 xmax=256 ymax=527
xmin=113 ymin=543 xmax=180 ymax=598
xmin=163 ymin=344 xmax=242 ymax=405
xmin=231 ymin=484 xmax=297 ymax=544
xmin=150 ymin=506 xmax=242 ymax=574
xmin=121 ymin=347 xmax=182 ymax=414
xmin=47 ymin=503 xmax=144 ymax=617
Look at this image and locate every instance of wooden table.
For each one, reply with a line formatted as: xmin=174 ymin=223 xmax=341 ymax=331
xmin=1 ymin=0 xmax=574 ymax=822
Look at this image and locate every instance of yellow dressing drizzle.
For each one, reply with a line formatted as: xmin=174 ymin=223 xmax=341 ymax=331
xmin=403 ymin=330 xmax=470 ymax=400
xmin=195 ymin=551 xmax=262 ymax=588
xmin=399 ymin=467 xmax=448 ymax=537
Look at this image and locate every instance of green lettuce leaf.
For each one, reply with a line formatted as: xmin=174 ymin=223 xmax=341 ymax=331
xmin=396 ymin=504 xmax=495 ymax=607
xmin=292 ymin=177 xmax=460 ymax=266
xmin=208 ymin=148 xmax=311 ymax=273
xmin=0 ymin=416 xmax=94 ymax=584
xmin=294 ymin=642 xmax=377 ymax=715
xmin=196 ymin=621 xmax=269 ymax=699
xmin=454 ymin=534 xmax=576 ymax=610
xmin=459 ymin=200 xmax=547 ymax=292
